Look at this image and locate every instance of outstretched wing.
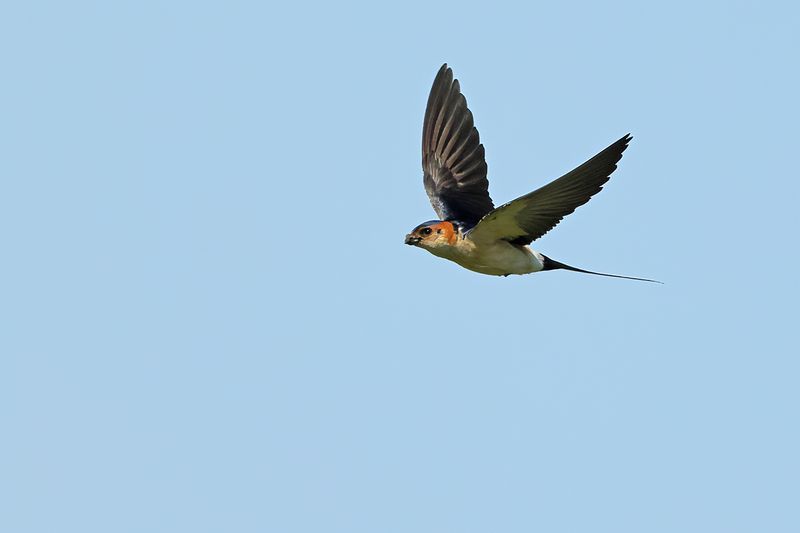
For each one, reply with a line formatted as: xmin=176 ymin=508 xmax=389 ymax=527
xmin=422 ymin=64 xmax=494 ymax=226
xmin=467 ymin=134 xmax=632 ymax=245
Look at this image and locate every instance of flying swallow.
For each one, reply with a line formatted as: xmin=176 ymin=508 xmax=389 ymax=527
xmin=405 ymin=64 xmax=659 ymax=283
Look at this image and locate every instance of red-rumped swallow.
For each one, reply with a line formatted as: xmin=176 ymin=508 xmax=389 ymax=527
xmin=405 ymin=64 xmax=659 ymax=283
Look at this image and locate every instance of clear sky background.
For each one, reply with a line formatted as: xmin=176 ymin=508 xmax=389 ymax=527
xmin=2 ymin=1 xmax=799 ymax=532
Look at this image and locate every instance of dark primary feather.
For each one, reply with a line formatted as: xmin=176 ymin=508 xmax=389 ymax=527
xmin=422 ymin=64 xmax=494 ymax=227
xmin=468 ymin=134 xmax=632 ymax=245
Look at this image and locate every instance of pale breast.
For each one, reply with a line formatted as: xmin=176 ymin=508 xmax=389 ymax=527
xmin=451 ymin=239 xmax=544 ymax=276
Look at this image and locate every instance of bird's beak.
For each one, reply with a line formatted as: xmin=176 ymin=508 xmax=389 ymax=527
xmin=405 ymin=234 xmax=421 ymax=246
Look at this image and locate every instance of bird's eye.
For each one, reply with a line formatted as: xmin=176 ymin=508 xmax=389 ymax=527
xmin=420 ymin=227 xmax=432 ymax=236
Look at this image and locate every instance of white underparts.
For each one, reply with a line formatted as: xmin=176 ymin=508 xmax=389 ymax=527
xmin=423 ymin=236 xmax=545 ymax=276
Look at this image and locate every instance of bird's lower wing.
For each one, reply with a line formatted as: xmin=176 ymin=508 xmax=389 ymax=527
xmin=466 ymin=134 xmax=632 ymax=245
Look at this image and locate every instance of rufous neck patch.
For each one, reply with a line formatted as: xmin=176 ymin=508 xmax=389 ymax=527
xmin=431 ymin=221 xmax=457 ymax=245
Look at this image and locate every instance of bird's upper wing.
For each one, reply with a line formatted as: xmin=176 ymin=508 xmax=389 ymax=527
xmin=467 ymin=134 xmax=632 ymax=246
xmin=422 ymin=64 xmax=494 ymax=226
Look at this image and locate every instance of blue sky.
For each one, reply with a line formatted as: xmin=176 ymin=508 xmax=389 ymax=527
xmin=2 ymin=1 xmax=799 ymax=532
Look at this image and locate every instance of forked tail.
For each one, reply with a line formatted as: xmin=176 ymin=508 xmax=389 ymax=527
xmin=541 ymin=255 xmax=661 ymax=284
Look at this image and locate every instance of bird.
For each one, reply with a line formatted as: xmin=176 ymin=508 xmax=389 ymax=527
xmin=404 ymin=64 xmax=659 ymax=283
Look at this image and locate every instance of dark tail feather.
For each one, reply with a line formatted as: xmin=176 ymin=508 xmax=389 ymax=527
xmin=541 ymin=255 xmax=662 ymax=284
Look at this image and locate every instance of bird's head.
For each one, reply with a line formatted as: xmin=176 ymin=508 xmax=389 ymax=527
xmin=404 ymin=220 xmax=458 ymax=253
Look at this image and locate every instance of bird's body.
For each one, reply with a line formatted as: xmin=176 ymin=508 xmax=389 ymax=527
xmin=450 ymin=239 xmax=543 ymax=277
xmin=405 ymin=64 xmax=659 ymax=283
xmin=408 ymin=220 xmax=543 ymax=276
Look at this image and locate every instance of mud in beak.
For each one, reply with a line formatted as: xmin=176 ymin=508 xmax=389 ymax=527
xmin=405 ymin=234 xmax=421 ymax=246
